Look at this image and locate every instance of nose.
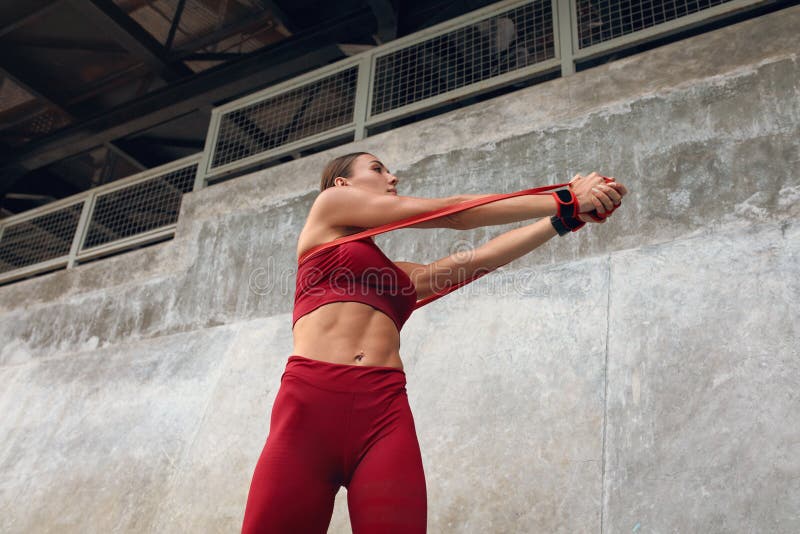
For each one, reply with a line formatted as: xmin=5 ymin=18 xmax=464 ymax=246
xmin=388 ymin=173 xmax=398 ymax=185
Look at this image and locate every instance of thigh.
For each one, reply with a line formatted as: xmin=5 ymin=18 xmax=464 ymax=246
xmin=241 ymin=380 xmax=341 ymax=534
xmin=346 ymin=393 xmax=427 ymax=534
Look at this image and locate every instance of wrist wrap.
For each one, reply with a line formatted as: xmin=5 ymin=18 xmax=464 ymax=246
xmin=552 ymin=189 xmax=578 ymax=218
xmin=550 ymin=215 xmax=585 ymax=236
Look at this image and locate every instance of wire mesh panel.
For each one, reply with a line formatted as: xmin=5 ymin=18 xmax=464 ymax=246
xmin=82 ymin=163 xmax=197 ymax=250
xmin=0 ymin=202 xmax=83 ymax=274
xmin=370 ymin=0 xmax=554 ymax=117
xmin=576 ymin=0 xmax=735 ymax=48
xmin=0 ymin=106 xmax=73 ymax=147
xmin=210 ymin=66 xmax=359 ymax=170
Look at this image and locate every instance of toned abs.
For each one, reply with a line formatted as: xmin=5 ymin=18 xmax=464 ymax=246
xmin=292 ymin=301 xmax=405 ymax=370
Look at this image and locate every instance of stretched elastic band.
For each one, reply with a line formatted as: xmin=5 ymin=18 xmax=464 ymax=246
xmin=298 ymin=182 xmax=570 ymax=265
xmin=298 ymin=176 xmax=619 ymax=308
xmin=297 ymin=182 xmax=575 ymax=310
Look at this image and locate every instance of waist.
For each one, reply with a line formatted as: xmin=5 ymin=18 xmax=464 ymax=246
xmin=293 ymin=302 xmax=403 ymax=364
xmin=283 ymin=355 xmax=406 ymax=393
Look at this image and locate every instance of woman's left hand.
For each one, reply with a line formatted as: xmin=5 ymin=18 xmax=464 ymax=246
xmin=579 ymin=177 xmax=629 ymax=223
xmin=588 ymin=179 xmax=626 ymax=214
xmin=569 ymin=173 xmax=627 ymax=214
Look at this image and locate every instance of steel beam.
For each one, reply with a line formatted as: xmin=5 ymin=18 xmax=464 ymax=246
xmin=164 ymin=0 xmax=187 ymax=51
xmin=1 ymin=36 xmax=128 ymax=54
xmin=167 ymin=9 xmax=283 ymax=60
xmin=0 ymin=7 xmax=374 ymax=192
xmin=0 ymin=66 xmax=73 ymax=118
xmin=104 ymin=141 xmax=147 ymax=171
xmin=247 ymin=0 xmax=298 ymax=34
xmin=183 ymin=52 xmax=246 ymax=61
xmin=0 ymin=55 xmax=332 ymax=190
xmin=0 ymin=0 xmax=70 ymax=39
xmin=71 ymin=0 xmax=193 ymax=82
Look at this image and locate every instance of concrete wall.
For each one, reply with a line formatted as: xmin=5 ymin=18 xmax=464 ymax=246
xmin=1 ymin=6 xmax=798 ymax=532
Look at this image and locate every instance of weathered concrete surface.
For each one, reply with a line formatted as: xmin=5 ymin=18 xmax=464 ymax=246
xmin=1 ymin=5 xmax=799 ymax=533
xmin=0 ymin=325 xmax=238 ymax=533
xmin=604 ymin=221 xmax=800 ymax=532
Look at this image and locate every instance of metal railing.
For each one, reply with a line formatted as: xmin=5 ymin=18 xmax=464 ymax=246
xmin=569 ymin=0 xmax=767 ymax=67
xmin=200 ymin=61 xmax=362 ymax=182
xmin=197 ymin=0 xmax=770 ymax=184
xmin=0 ymin=0 xmax=774 ymax=285
xmin=0 ymin=154 xmax=200 ymax=284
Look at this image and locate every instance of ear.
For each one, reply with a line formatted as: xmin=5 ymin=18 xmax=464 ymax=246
xmin=334 ymin=177 xmax=348 ymax=187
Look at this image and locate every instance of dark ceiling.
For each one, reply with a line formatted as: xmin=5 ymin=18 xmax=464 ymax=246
xmin=0 ymin=0 xmax=499 ymax=218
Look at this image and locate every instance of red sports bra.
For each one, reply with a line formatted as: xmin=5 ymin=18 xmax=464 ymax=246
xmin=293 ymin=236 xmax=417 ymax=331
xmin=293 ymin=181 xmax=576 ymax=331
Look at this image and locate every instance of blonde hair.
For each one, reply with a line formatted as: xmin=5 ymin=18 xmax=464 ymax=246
xmin=319 ymin=152 xmax=370 ymax=191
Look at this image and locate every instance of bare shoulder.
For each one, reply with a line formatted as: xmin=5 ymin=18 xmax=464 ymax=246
xmin=296 ymin=202 xmax=362 ymax=262
xmin=310 ymin=185 xmax=349 ymax=212
xmin=303 ymin=187 xmax=354 ymax=228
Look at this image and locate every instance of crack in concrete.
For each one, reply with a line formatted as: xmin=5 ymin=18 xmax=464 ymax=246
xmin=600 ymin=253 xmax=612 ymax=534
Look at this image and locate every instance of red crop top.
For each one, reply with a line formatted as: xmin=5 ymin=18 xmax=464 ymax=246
xmin=293 ymin=237 xmax=418 ymax=331
xmin=292 ymin=180 xmax=580 ymax=332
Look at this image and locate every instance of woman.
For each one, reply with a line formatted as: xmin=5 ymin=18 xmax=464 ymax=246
xmin=241 ymin=152 xmax=627 ymax=533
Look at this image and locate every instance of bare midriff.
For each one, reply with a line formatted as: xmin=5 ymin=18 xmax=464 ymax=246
xmin=292 ymin=301 xmax=404 ymax=370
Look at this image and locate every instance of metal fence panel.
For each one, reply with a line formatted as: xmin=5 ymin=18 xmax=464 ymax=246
xmin=576 ymin=0 xmax=735 ymax=49
xmin=81 ymin=162 xmax=197 ymax=251
xmin=0 ymin=202 xmax=83 ymax=274
xmin=370 ymin=0 xmax=555 ymax=118
xmin=209 ymin=65 xmax=360 ymax=173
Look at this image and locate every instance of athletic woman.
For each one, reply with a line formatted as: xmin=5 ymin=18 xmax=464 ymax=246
xmin=241 ymin=152 xmax=627 ymax=533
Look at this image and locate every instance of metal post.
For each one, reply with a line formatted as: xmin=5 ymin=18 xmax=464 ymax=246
xmin=554 ymin=0 xmax=575 ymax=76
xmin=353 ymin=54 xmax=374 ymax=141
xmin=165 ymin=0 xmax=187 ymax=51
xmin=194 ymin=108 xmax=221 ymax=190
xmin=67 ymin=193 xmax=96 ymax=269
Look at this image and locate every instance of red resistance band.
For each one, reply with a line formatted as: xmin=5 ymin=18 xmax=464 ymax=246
xmin=298 ymin=179 xmax=614 ymax=310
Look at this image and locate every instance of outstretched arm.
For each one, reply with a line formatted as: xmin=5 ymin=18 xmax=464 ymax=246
xmin=396 ymin=191 xmax=624 ymax=303
xmin=451 ymin=173 xmax=626 ymax=230
xmin=396 ymin=217 xmax=561 ymax=301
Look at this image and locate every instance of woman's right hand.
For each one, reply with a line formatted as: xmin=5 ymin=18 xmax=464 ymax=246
xmin=569 ymin=172 xmax=626 ymax=214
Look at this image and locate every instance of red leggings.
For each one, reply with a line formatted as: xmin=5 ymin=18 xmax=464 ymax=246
xmin=241 ymin=355 xmax=427 ymax=533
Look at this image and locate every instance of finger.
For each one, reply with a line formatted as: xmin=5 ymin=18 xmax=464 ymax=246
xmin=606 ymin=182 xmax=627 ymax=197
xmin=590 ymin=194 xmax=605 ymax=214
xmin=601 ymin=184 xmax=622 ymax=205
xmin=592 ymin=187 xmax=614 ymax=211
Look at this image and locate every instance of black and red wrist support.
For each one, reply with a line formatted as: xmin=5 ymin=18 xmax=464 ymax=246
xmin=550 ymin=188 xmax=585 ymax=235
xmin=550 ymin=176 xmax=620 ymax=236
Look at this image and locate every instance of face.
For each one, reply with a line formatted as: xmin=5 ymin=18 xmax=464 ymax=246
xmin=334 ymin=154 xmax=398 ymax=195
